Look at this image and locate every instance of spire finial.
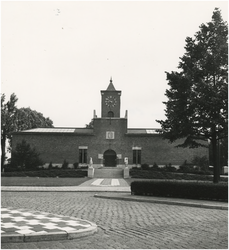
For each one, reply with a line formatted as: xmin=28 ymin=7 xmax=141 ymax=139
xmin=106 ymin=77 xmax=116 ymax=91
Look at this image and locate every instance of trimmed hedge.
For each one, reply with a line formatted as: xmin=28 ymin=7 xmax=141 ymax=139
xmin=130 ymin=169 xmax=228 ymax=182
xmin=131 ymin=180 xmax=228 ymax=201
xmin=1 ymin=169 xmax=87 ymax=178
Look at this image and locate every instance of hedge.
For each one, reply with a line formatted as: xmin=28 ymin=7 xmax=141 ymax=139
xmin=131 ymin=181 xmax=228 ymax=201
xmin=1 ymin=169 xmax=87 ymax=178
xmin=130 ymin=169 xmax=228 ymax=182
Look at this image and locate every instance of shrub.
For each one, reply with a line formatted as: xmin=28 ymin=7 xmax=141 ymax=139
xmin=48 ymin=162 xmax=53 ymax=169
xmin=179 ymin=160 xmax=197 ymax=172
xmin=129 ymin=169 xmax=228 ymax=182
xmin=4 ymin=166 xmax=22 ymax=172
xmin=62 ymin=159 xmax=69 ymax=169
xmin=79 ymin=165 xmax=88 ymax=169
xmin=192 ymin=155 xmax=209 ymax=172
xmin=131 ymin=181 xmax=228 ymax=201
xmin=152 ymin=162 xmax=159 ymax=169
xmin=148 ymin=163 xmax=159 ymax=171
xmin=1 ymin=169 xmax=88 ymax=178
xmin=11 ymin=140 xmax=43 ymax=170
xmin=73 ymin=162 xmax=79 ymax=169
xmin=165 ymin=163 xmax=177 ymax=172
xmin=131 ymin=166 xmax=140 ymax=170
xmin=141 ymin=163 xmax=149 ymax=170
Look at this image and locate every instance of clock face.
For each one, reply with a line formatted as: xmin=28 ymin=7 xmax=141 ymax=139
xmin=105 ymin=96 xmax=117 ymax=107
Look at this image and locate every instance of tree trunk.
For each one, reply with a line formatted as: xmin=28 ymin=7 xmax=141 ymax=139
xmin=212 ymin=128 xmax=220 ymax=183
xmin=1 ymin=135 xmax=6 ymax=171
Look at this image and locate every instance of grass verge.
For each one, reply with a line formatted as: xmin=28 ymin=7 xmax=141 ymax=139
xmin=1 ymin=177 xmax=90 ymax=186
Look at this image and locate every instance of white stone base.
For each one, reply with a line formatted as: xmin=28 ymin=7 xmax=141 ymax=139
xmin=88 ymin=168 xmax=94 ymax=178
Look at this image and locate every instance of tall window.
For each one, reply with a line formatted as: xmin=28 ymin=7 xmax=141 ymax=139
xmin=133 ymin=147 xmax=141 ymax=164
xmin=79 ymin=146 xmax=88 ymax=164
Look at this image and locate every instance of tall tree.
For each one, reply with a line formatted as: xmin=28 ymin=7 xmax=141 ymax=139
xmin=157 ymin=8 xmax=228 ymax=183
xmin=1 ymin=93 xmax=18 ymax=167
xmin=1 ymin=94 xmax=54 ymax=168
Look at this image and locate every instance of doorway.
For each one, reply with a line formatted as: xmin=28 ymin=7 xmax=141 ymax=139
xmin=104 ymin=149 xmax=117 ymax=167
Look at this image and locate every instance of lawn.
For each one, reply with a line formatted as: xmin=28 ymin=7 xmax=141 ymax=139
xmin=1 ymin=177 xmax=90 ymax=186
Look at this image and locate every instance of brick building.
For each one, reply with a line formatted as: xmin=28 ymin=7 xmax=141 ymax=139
xmin=12 ymin=79 xmax=208 ymax=168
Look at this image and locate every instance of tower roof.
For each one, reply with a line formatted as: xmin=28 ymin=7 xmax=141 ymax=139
xmin=106 ymin=77 xmax=116 ymax=91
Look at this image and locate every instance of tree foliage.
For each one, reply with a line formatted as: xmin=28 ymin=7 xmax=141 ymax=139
xmin=11 ymin=140 xmax=43 ymax=169
xmin=14 ymin=107 xmax=53 ymax=132
xmin=1 ymin=93 xmax=54 ymax=168
xmin=85 ymin=119 xmax=94 ymax=128
xmin=1 ymin=93 xmax=18 ymax=167
xmin=157 ymin=9 xmax=228 ymax=183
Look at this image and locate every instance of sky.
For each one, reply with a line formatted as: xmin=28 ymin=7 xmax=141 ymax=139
xmin=1 ymin=1 xmax=228 ymax=129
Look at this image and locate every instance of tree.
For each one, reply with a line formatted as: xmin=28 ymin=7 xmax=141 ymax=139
xmin=1 ymin=94 xmax=54 ymax=168
xmin=85 ymin=119 xmax=94 ymax=128
xmin=7 ymin=107 xmax=54 ymax=154
xmin=11 ymin=140 xmax=43 ymax=169
xmin=14 ymin=107 xmax=53 ymax=133
xmin=1 ymin=93 xmax=18 ymax=168
xmin=157 ymin=9 xmax=228 ymax=183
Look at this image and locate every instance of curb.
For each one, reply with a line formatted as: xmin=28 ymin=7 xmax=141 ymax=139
xmin=1 ymin=187 xmax=131 ymax=192
xmin=1 ymin=189 xmax=130 ymax=193
xmin=2 ymin=225 xmax=97 ymax=243
xmin=1 ymin=208 xmax=98 ymax=244
xmin=94 ymin=194 xmax=228 ymax=210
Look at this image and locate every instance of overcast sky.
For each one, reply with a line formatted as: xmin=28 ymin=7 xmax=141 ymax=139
xmin=2 ymin=1 xmax=228 ymax=129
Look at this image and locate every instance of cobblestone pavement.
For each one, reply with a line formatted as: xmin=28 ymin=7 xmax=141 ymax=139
xmin=1 ymin=192 xmax=228 ymax=249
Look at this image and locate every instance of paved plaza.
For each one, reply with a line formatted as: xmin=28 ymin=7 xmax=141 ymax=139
xmin=1 ymin=189 xmax=228 ymax=249
xmin=1 ymin=207 xmax=97 ymax=243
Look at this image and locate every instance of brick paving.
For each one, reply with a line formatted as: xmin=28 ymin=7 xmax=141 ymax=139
xmin=1 ymin=191 xmax=228 ymax=249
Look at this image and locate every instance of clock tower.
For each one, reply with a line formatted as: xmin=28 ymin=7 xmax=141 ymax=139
xmin=101 ymin=78 xmax=121 ymax=118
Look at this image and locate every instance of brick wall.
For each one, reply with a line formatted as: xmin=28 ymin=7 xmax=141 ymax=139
xmin=12 ymin=133 xmax=95 ymax=164
xmin=12 ymin=127 xmax=208 ymax=167
xmin=124 ymin=134 xmax=208 ymax=166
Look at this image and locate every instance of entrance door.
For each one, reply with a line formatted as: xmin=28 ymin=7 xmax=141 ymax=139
xmin=104 ymin=149 xmax=116 ymax=167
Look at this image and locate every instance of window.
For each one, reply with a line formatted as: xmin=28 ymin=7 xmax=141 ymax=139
xmin=79 ymin=146 xmax=88 ymax=164
xmin=132 ymin=147 xmax=141 ymax=164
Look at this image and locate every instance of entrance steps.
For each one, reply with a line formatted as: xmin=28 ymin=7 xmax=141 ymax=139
xmin=94 ymin=167 xmax=123 ymax=178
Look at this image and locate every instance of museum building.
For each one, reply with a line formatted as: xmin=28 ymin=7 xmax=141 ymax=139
xmin=12 ymin=79 xmax=208 ymax=168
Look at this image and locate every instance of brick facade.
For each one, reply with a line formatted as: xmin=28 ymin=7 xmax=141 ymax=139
xmin=12 ymin=80 xmax=208 ymax=167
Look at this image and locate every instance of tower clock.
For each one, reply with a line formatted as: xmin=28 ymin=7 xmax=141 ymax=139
xmin=101 ymin=79 xmax=121 ymax=118
xmin=105 ymin=96 xmax=117 ymax=107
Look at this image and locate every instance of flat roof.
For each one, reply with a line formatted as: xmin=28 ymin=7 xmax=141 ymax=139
xmin=13 ymin=127 xmax=162 ymax=135
xmin=127 ymin=128 xmax=161 ymax=134
xmin=14 ymin=127 xmax=94 ymax=134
